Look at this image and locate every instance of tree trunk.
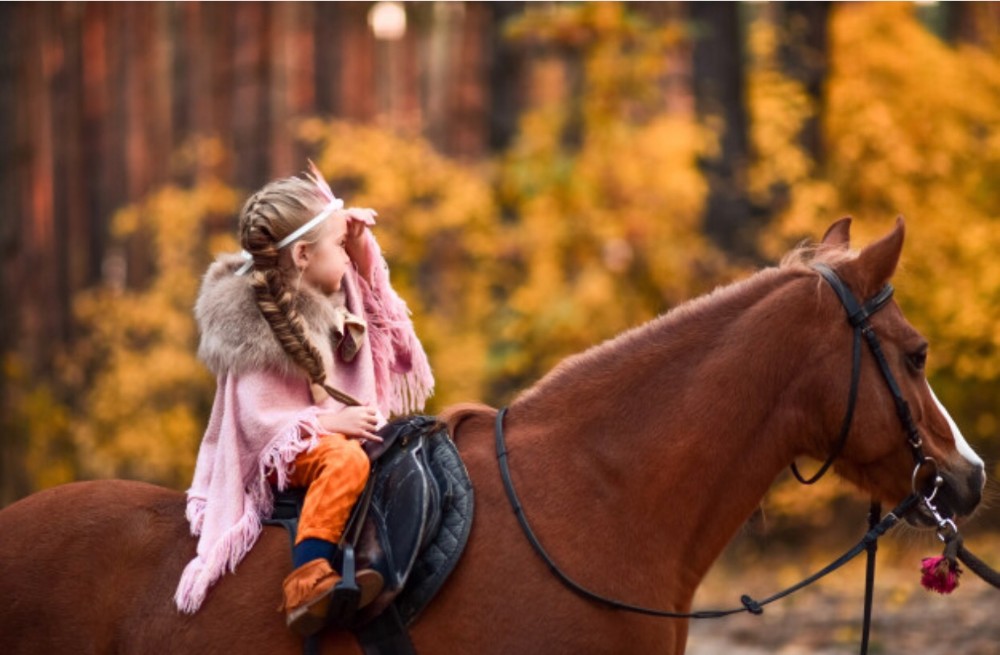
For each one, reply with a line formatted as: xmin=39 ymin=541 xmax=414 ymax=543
xmin=777 ymin=1 xmax=830 ymax=165
xmin=81 ymin=3 xmax=114 ymax=280
xmin=689 ymin=1 xmax=753 ymax=258
xmin=231 ymin=3 xmax=272 ymax=189
xmin=0 ymin=3 xmax=28 ymax=506
xmin=338 ymin=3 xmax=377 ymax=123
xmin=486 ymin=2 xmax=525 ymax=152
xmin=943 ymin=2 xmax=1000 ymax=46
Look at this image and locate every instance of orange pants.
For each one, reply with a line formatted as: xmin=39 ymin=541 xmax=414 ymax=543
xmin=287 ymin=433 xmax=371 ymax=545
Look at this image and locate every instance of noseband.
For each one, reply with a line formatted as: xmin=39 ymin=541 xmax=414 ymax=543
xmin=794 ymin=264 xmax=936 ymax=502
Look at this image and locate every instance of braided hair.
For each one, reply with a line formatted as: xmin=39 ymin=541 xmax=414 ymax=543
xmin=238 ymin=176 xmax=359 ymax=405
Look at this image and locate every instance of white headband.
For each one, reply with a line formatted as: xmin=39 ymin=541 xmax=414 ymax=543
xmin=234 ymin=198 xmax=344 ymax=276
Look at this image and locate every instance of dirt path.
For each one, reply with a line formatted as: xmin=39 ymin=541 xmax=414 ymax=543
xmin=685 ymin=546 xmax=1000 ymax=654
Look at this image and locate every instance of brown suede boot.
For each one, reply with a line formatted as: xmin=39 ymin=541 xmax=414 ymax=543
xmin=281 ymin=558 xmax=384 ymax=637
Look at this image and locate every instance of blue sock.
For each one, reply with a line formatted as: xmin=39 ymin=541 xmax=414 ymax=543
xmin=293 ymin=538 xmax=338 ymax=568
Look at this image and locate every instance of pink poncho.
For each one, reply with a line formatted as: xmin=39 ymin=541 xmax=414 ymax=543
xmin=175 ymin=230 xmax=433 ymax=613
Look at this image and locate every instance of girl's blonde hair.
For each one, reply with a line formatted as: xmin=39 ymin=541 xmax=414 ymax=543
xmin=238 ymin=175 xmax=341 ymax=399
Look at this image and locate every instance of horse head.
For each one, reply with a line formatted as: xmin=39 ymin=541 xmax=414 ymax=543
xmin=801 ymin=217 xmax=985 ymax=527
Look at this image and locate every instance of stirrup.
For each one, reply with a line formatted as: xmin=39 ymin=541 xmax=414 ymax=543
xmin=326 ymin=545 xmax=383 ymax=630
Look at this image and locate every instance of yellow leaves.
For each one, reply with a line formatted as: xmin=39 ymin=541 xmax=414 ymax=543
xmin=4 ymin=354 xmax=75 ymax=490
xmin=490 ymin=10 xmax=732 ymax=391
xmin=824 ymin=5 xmax=1000 ymax=210
xmin=15 ymin=2 xmax=999 ymax=501
xmin=756 ymin=3 xmax=1000 ymax=487
xmin=53 ymin=176 xmax=230 ymax=488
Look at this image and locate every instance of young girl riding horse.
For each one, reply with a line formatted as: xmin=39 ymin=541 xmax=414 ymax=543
xmin=174 ymin=163 xmax=433 ymax=636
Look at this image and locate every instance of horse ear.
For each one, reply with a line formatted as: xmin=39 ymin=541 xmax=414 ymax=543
xmin=820 ymin=217 xmax=852 ymax=249
xmin=847 ymin=216 xmax=905 ymax=291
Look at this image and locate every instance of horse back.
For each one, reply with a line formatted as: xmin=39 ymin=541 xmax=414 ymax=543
xmin=0 ymin=480 xmax=346 ymax=654
xmin=0 ymin=481 xmax=185 ymax=652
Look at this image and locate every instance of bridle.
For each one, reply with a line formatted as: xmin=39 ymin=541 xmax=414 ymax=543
xmin=800 ymin=264 xmax=955 ymax=534
xmin=494 ymin=262 xmax=959 ymax=654
xmin=793 ymin=264 xmax=933 ymax=491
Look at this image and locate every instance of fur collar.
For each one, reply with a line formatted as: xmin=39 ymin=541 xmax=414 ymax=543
xmin=195 ymin=254 xmax=364 ymax=381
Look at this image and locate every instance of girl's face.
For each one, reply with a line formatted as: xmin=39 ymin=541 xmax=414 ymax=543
xmin=297 ymin=214 xmax=351 ymax=295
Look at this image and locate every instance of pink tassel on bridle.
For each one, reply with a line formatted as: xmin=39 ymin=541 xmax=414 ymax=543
xmin=920 ymin=554 xmax=961 ymax=594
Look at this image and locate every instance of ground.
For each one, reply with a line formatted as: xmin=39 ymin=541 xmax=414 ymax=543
xmin=686 ymin=531 xmax=1000 ymax=654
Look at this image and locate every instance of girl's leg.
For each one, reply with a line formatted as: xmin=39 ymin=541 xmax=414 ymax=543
xmin=281 ymin=434 xmax=380 ymax=635
xmin=288 ymin=433 xmax=370 ymax=546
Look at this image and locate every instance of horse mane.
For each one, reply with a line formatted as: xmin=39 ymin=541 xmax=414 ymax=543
xmin=513 ymin=240 xmax=863 ymax=413
xmin=779 ymin=239 xmax=860 ymax=270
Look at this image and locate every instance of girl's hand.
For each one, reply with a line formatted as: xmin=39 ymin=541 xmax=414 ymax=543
xmin=319 ymin=405 xmax=382 ymax=443
xmin=344 ymin=220 xmax=374 ymax=283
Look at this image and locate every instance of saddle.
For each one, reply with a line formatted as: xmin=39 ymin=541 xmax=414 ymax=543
xmin=266 ymin=415 xmax=474 ymax=652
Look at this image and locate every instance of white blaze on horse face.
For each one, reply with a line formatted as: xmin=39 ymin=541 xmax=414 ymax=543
xmin=927 ymin=382 xmax=985 ymax=470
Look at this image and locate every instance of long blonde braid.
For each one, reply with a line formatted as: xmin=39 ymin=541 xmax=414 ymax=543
xmin=239 ymin=177 xmax=360 ymax=406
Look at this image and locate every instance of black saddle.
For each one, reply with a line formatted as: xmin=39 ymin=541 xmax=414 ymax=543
xmin=266 ymin=415 xmax=474 ymax=652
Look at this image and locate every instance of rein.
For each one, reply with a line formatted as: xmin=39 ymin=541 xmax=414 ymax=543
xmin=493 ymin=263 xmax=967 ymax=654
xmin=496 ymin=406 xmax=921 ymax=622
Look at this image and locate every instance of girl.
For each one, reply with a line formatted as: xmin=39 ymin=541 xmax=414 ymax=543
xmin=174 ymin=163 xmax=433 ymax=636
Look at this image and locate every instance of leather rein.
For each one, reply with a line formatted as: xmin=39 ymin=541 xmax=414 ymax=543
xmin=494 ymin=263 xmax=949 ymax=653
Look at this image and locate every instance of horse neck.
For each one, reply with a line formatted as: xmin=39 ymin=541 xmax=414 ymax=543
xmin=508 ymin=267 xmax=819 ymax=605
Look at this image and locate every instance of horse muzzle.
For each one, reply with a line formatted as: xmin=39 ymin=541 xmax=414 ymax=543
xmin=906 ymin=462 xmax=985 ymax=528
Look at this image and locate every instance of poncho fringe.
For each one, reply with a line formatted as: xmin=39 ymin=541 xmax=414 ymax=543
xmin=174 ymin=408 xmax=325 ymax=613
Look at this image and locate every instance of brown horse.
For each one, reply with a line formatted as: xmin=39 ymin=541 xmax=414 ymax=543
xmin=0 ymin=218 xmax=985 ymax=654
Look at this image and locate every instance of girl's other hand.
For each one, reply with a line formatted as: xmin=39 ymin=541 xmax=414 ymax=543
xmin=319 ymin=405 xmax=382 ymax=443
xmin=344 ymin=219 xmax=374 ymax=282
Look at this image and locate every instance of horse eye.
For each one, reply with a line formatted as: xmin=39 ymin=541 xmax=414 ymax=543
xmin=907 ymin=347 xmax=928 ymax=371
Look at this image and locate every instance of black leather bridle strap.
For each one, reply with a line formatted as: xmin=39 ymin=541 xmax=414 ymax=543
xmin=858 ymin=322 xmax=925 ymax=461
xmin=813 ymin=263 xmax=926 ymax=465
xmin=791 ymin=304 xmax=862 ymax=484
xmin=792 ymin=264 xmax=901 ymax=484
xmin=859 ymin=500 xmax=882 ymax=655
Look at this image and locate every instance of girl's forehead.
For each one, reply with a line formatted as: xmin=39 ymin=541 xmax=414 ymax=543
xmin=324 ymin=212 xmax=348 ymax=237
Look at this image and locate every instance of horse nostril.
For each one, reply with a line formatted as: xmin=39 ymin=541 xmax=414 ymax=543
xmin=955 ymin=465 xmax=986 ymax=514
xmin=970 ymin=464 xmax=986 ymax=496
xmin=942 ymin=466 xmax=985 ymax=516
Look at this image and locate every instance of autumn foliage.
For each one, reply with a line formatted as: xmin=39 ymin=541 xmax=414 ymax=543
xmin=7 ymin=3 xmax=1000 ymax=523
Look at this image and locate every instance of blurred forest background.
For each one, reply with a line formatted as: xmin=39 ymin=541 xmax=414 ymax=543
xmin=3 ymin=0 xmax=1000 ymax=566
